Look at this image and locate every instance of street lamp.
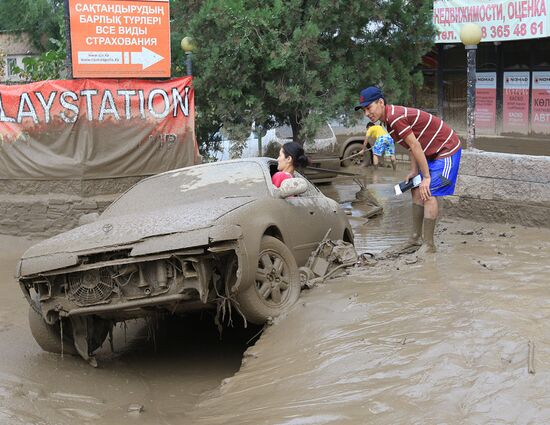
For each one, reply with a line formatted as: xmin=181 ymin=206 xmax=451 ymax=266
xmin=180 ymin=36 xmax=196 ymax=76
xmin=460 ymin=23 xmax=482 ymax=150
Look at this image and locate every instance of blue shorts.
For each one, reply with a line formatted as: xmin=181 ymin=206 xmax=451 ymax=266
xmin=421 ymin=149 xmax=462 ymax=197
xmin=372 ymin=135 xmax=395 ymax=157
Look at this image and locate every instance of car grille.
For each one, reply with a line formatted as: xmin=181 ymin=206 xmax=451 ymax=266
xmin=67 ymin=269 xmax=114 ymax=305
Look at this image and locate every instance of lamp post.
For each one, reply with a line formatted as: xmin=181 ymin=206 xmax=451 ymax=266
xmin=460 ymin=23 xmax=482 ymax=150
xmin=180 ymin=37 xmax=196 ymax=76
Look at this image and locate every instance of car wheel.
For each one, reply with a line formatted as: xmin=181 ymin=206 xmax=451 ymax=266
xmin=342 ymin=143 xmax=365 ymax=167
xmin=28 ymin=305 xmax=78 ymax=355
xmin=28 ymin=302 xmax=110 ymax=356
xmin=236 ymin=236 xmax=301 ymax=324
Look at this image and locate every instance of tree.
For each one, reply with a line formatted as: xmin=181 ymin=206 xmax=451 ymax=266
xmin=170 ymin=0 xmax=435 ymax=146
xmin=0 ymin=0 xmax=64 ymax=51
xmin=0 ymin=0 xmax=66 ymax=81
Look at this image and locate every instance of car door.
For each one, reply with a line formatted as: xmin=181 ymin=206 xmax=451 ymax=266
xmin=284 ymin=175 xmax=342 ymax=264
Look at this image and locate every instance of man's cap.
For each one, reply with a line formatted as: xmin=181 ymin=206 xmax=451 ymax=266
xmin=354 ymin=86 xmax=384 ymax=111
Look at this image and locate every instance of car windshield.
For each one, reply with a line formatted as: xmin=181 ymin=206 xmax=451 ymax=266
xmin=103 ymin=161 xmax=268 ymax=217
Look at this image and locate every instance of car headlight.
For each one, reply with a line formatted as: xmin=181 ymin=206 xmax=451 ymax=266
xmin=15 ymin=260 xmax=22 ymax=279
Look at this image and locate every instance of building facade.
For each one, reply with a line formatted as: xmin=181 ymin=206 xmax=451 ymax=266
xmin=0 ymin=32 xmax=37 ymax=83
xmin=416 ymin=0 xmax=550 ymax=155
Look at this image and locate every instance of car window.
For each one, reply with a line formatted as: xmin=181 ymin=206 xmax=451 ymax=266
xmin=103 ymin=162 xmax=268 ymax=217
xmin=294 ymin=172 xmax=320 ymax=197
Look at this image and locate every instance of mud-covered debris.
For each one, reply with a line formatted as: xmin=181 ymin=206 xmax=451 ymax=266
xmin=528 ymin=341 xmax=536 ymax=375
xmin=243 ymin=351 xmax=259 ymax=360
xmin=364 ymin=205 xmax=383 ymax=219
xmin=499 ymin=232 xmax=513 ymax=238
xmin=476 ymin=260 xmax=493 ymax=270
xmin=128 ymin=404 xmax=144 ymax=413
xmin=357 ymin=252 xmax=377 ymax=267
xmin=456 ymin=230 xmax=474 ymax=235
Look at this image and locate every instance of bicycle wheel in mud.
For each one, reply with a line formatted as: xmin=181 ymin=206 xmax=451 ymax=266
xmin=236 ymin=236 xmax=301 ymax=325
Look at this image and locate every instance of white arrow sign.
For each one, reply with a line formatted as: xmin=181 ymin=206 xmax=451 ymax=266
xmin=78 ymin=48 xmax=164 ymax=69
xmin=130 ymin=47 xmax=164 ymax=69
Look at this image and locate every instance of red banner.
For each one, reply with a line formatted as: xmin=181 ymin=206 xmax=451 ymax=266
xmin=531 ymin=71 xmax=550 ymax=134
xmin=475 ymin=72 xmax=497 ymax=134
xmin=0 ymin=77 xmax=196 ymax=179
xmin=502 ymin=72 xmax=530 ymax=134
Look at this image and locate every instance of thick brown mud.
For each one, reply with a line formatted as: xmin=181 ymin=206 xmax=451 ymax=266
xmin=1 ymin=166 xmax=550 ymax=424
xmin=187 ymin=168 xmax=550 ymax=424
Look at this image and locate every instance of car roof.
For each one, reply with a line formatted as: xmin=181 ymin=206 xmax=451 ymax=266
xmin=141 ymin=157 xmax=276 ymax=183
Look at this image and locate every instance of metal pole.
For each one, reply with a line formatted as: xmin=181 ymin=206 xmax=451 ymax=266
xmin=466 ymin=45 xmax=477 ymax=150
xmin=185 ymin=52 xmax=193 ymax=76
xmin=63 ymin=0 xmax=73 ymax=79
xmin=257 ymin=124 xmax=263 ymax=157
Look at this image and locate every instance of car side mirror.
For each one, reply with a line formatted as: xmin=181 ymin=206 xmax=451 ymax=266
xmin=78 ymin=212 xmax=99 ymax=226
xmin=277 ymin=178 xmax=308 ymax=198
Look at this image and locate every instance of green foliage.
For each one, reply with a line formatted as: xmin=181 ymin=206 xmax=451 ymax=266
xmin=13 ymin=39 xmax=67 ymax=81
xmin=171 ymin=0 xmax=435 ymax=148
xmin=0 ymin=0 xmax=64 ymax=50
xmin=0 ymin=0 xmax=66 ymax=81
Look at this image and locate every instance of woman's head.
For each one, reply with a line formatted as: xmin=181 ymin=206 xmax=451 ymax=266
xmin=277 ymin=142 xmax=309 ymax=172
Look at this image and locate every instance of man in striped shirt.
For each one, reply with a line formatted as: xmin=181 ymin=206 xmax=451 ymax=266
xmin=355 ymin=86 xmax=462 ymax=254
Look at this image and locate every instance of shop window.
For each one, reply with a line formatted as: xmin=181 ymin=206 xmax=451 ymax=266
xmin=442 ymin=44 xmax=466 ymax=69
xmin=533 ymin=37 xmax=550 ymax=68
xmin=442 ymin=72 xmax=466 ymax=132
xmin=502 ymin=40 xmax=530 ymax=69
xmin=476 ymin=43 xmax=497 ymax=70
xmin=420 ymin=47 xmax=439 ymax=70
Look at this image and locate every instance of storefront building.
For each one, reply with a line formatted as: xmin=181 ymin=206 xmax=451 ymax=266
xmin=416 ymin=0 xmax=550 ymax=155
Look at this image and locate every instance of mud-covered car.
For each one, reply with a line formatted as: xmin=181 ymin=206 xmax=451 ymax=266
xmin=17 ymin=158 xmax=353 ymax=363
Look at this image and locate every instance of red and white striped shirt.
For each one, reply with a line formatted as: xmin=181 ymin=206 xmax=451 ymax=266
xmin=384 ymin=105 xmax=461 ymax=160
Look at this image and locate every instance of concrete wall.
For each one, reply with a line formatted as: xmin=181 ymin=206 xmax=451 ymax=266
xmin=0 ymin=177 xmax=144 ymax=237
xmin=444 ymin=150 xmax=550 ymax=227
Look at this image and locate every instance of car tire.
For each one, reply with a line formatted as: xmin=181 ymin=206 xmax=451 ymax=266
xmin=341 ymin=143 xmax=366 ymax=167
xmin=28 ymin=302 xmax=110 ymax=356
xmin=28 ymin=305 xmax=78 ymax=355
xmin=236 ymin=236 xmax=301 ymax=325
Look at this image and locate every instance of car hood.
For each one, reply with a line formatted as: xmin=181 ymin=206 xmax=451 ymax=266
xmin=22 ymin=197 xmax=254 ymax=260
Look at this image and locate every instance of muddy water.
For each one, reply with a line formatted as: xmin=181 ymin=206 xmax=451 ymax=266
xmin=2 ymin=167 xmax=550 ymax=424
xmin=320 ymin=166 xmax=411 ymax=253
xmin=187 ymin=169 xmax=550 ymax=424
xmin=0 ymin=235 xmax=260 ymax=425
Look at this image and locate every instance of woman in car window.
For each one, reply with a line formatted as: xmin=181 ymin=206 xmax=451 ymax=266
xmin=272 ymin=142 xmax=309 ymax=188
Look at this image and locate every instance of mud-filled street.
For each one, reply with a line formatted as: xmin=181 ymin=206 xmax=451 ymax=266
xmin=1 ymin=168 xmax=550 ymax=424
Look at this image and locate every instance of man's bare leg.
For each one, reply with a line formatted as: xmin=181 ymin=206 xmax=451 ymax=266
xmin=390 ymin=155 xmax=397 ymax=171
xmin=373 ymin=154 xmax=380 ymax=170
